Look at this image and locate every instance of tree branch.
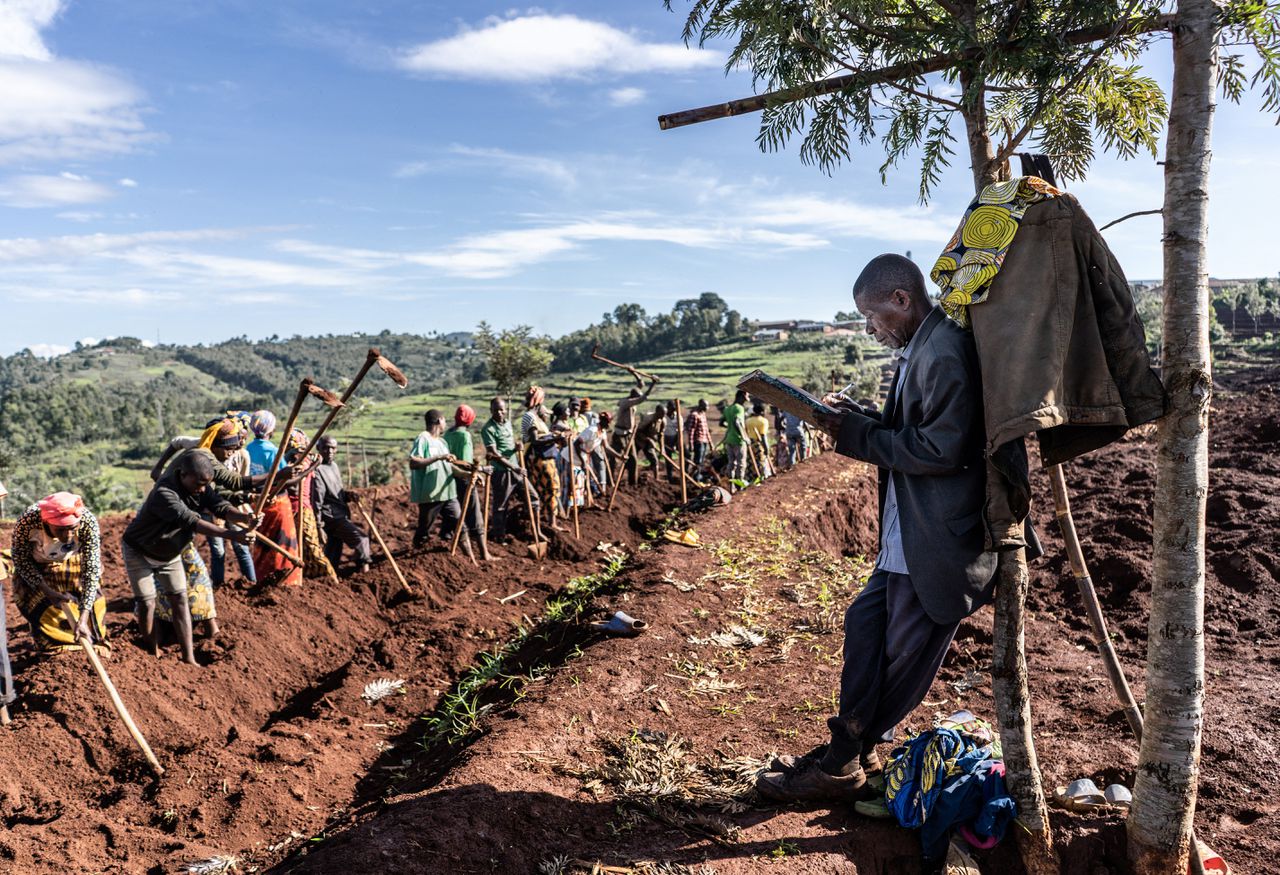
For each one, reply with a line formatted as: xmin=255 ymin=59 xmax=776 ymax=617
xmin=658 ymin=14 xmax=1175 ymax=130
xmin=1099 ymin=208 xmax=1162 ymax=231
xmin=992 ymin=0 xmax=1147 ymax=165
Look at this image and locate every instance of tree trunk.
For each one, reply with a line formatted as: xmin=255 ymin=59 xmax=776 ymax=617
xmin=1128 ymin=0 xmax=1217 ymax=871
xmin=956 ymin=39 xmax=1056 ymax=871
xmin=991 ymin=548 xmax=1059 ymax=875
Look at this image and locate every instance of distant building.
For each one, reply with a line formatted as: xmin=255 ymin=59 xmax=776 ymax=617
xmin=752 ymin=328 xmax=790 ymax=342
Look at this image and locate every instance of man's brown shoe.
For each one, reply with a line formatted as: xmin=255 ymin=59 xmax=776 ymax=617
xmin=770 ymin=744 xmax=882 ymax=777
xmin=755 ymin=761 xmax=874 ymax=804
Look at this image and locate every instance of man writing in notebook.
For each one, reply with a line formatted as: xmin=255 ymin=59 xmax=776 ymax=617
xmin=757 ymin=253 xmax=1000 ymax=804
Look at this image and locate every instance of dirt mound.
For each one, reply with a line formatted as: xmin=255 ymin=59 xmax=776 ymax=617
xmin=1 ymin=479 xmax=682 ymax=873
xmin=6 ymin=360 xmax=1280 ymax=874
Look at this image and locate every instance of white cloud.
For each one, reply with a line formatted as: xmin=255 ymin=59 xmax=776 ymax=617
xmin=0 ymin=1 xmax=152 ymax=164
xmin=0 ymin=0 xmax=61 ymax=61
xmin=397 ymin=144 xmax=577 ymax=188
xmin=748 ymin=195 xmax=954 ymax=243
xmin=608 ymin=86 xmax=646 ymax=106
xmin=118 ymin=177 xmax=137 ymax=187
xmin=25 ymin=341 xmax=69 ymax=358
xmin=56 ymin=209 xmax=103 ymax=222
xmin=0 ymin=171 xmax=115 ymax=207
xmin=0 ymin=227 xmax=262 ymax=262
xmin=397 ymin=14 xmax=722 ymax=81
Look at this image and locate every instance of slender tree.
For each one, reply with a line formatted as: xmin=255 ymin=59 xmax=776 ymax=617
xmin=667 ymin=3 xmax=1176 ymax=870
xmin=664 ymin=1 xmax=1280 ymax=870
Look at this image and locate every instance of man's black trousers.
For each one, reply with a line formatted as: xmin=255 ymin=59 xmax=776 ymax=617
xmin=820 ymin=568 xmax=959 ymax=774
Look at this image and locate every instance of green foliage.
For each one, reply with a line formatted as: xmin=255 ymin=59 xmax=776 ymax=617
xmin=1220 ymin=2 xmax=1280 ymax=115
xmin=473 ymin=322 xmax=555 ymax=399
xmin=548 ymin=293 xmax=749 ymax=374
xmin=668 ymin=0 xmax=1172 ymax=198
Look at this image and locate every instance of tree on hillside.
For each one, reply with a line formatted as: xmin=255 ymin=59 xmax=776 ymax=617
xmin=474 ymin=322 xmax=555 ymax=401
xmin=667 ymin=1 xmax=1280 ymax=870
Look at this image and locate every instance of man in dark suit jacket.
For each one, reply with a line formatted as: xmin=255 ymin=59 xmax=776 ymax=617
xmin=758 ymin=253 xmax=998 ymax=804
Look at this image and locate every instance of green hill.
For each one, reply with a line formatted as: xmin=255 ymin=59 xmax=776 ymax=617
xmin=314 ymin=336 xmax=886 ymax=475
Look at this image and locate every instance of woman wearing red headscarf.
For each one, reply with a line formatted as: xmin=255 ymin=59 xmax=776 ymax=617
xmin=8 ymin=492 xmax=109 ymax=652
xmin=444 ymin=405 xmax=492 ymax=561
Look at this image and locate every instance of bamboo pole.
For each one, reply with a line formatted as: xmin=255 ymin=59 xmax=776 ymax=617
xmin=60 ymin=606 xmax=164 ymax=777
xmin=674 ymin=401 xmax=688 ymax=504
xmin=356 ymin=505 xmax=413 ymax=596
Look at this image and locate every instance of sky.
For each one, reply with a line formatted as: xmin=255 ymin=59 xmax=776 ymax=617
xmin=0 ymin=1 xmax=1276 ymax=357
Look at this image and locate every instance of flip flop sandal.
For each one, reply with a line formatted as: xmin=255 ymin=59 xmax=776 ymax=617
xmin=1052 ymin=778 xmax=1107 ymax=812
xmin=1103 ymin=783 xmax=1132 ymax=810
xmin=1195 ymin=841 xmax=1229 ymax=875
xmin=853 ymin=795 xmax=893 ymax=819
xmin=589 ymin=611 xmax=649 ymax=637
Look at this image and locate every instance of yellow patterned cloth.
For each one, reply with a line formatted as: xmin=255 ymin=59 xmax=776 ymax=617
xmin=931 ymin=176 xmax=1062 ymax=327
xmin=156 ymin=542 xmax=217 ymax=623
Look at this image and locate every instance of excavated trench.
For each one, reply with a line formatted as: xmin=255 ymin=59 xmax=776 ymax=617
xmin=0 ymin=480 xmax=682 ymax=873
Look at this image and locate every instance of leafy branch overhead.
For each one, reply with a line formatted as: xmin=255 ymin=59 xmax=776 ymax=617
xmin=667 ymin=1 xmax=1280 ymax=199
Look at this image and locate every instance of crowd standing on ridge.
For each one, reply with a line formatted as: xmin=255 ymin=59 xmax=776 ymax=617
xmin=0 ymin=374 xmax=823 ymax=679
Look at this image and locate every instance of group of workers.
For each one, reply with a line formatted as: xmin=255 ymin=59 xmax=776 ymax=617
xmin=0 ymin=379 xmax=818 ymax=690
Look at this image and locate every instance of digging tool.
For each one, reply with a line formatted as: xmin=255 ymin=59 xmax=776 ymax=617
xmin=295 ymin=348 xmax=408 ymax=465
xmin=60 ymin=605 xmax=164 ymax=777
xmin=356 ymin=504 xmax=414 ymax=597
xmin=254 ymin=379 xmax=314 ymax=517
xmin=449 ymin=472 xmax=480 ymax=566
xmin=251 ymin=531 xmax=302 ymax=567
xmin=482 ymin=472 xmax=493 ymax=539
xmin=514 ymin=448 xmax=547 ymax=560
xmin=1049 ymin=463 xmax=1209 ymax=875
xmin=265 ymin=383 xmax=345 ymax=502
xmin=674 ymin=400 xmax=689 ymax=504
xmin=590 ymin=343 xmax=660 ymax=384
xmin=606 ymin=425 xmax=640 ymax=512
xmin=582 ymin=452 xmax=603 ymax=505
xmin=567 ymin=434 xmax=581 ymax=539
xmin=656 ymin=446 xmax=701 ymax=496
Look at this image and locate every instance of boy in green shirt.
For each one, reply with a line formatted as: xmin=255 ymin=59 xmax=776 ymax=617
xmin=480 ymin=397 xmax=526 ymax=543
xmin=443 ymin=405 xmax=492 ymax=561
xmin=409 ymin=409 xmax=470 ymax=557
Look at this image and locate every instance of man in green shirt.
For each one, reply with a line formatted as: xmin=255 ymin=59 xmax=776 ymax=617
xmin=409 ymin=409 xmax=467 ymax=555
xmin=443 ymin=405 xmax=491 ymax=561
xmin=721 ymin=389 xmax=749 ymax=486
xmin=480 ymin=397 xmax=525 ymax=543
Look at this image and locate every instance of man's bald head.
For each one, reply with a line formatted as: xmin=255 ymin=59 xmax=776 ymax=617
xmin=852 ymin=254 xmax=929 ymax=307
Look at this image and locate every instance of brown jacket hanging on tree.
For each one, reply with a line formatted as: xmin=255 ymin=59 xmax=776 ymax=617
xmin=969 ymin=193 xmax=1167 ymax=549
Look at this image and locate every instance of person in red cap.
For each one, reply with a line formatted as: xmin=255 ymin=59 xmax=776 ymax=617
xmin=444 ymin=404 xmax=493 ymax=561
xmin=8 ymin=492 xmax=109 ymax=652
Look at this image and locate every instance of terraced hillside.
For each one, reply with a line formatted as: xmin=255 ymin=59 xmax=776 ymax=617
xmin=313 ymin=338 xmax=887 ymax=471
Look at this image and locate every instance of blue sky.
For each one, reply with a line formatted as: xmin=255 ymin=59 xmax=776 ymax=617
xmin=0 ymin=1 xmax=1276 ymax=356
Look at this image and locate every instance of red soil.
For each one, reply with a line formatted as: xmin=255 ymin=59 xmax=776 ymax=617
xmin=4 ymin=359 xmax=1278 ymax=874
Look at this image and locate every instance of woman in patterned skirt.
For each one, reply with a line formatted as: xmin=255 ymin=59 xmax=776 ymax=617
xmin=8 ymin=492 xmax=109 ymax=653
